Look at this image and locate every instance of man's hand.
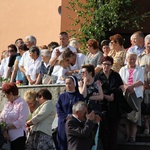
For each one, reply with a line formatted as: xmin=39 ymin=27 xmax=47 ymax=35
xmin=56 ymin=49 xmax=61 ymax=57
xmin=94 ymin=115 xmax=101 ymax=123
xmin=86 ymin=111 xmax=95 ymax=121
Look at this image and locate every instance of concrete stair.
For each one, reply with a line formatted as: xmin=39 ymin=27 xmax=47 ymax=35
xmin=117 ymin=134 xmax=150 ymax=150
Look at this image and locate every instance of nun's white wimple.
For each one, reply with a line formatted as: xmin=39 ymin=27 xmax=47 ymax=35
xmin=68 ymin=76 xmax=76 ymax=87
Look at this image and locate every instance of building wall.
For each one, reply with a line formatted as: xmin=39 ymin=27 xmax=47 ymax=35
xmin=0 ymin=0 xmax=61 ymax=54
xmin=0 ymin=0 xmax=149 ymax=54
xmin=0 ymin=84 xmax=65 ymax=112
xmin=61 ymin=0 xmax=150 ymax=35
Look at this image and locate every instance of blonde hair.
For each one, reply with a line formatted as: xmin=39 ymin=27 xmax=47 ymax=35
xmin=24 ymin=90 xmax=37 ymax=103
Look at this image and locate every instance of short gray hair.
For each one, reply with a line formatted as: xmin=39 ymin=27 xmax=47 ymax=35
xmin=41 ymin=49 xmax=51 ymax=57
xmin=145 ymin=34 xmax=150 ymax=42
xmin=25 ymin=35 xmax=37 ymax=45
xmin=126 ymin=52 xmax=137 ymax=59
xmin=72 ymin=101 xmax=87 ymax=114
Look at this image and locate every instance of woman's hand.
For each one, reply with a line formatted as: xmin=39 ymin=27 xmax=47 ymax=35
xmin=104 ymin=93 xmax=114 ymax=101
xmin=29 ymin=80 xmax=36 ymax=85
xmin=26 ymin=120 xmax=33 ymax=127
xmin=66 ymin=114 xmax=72 ymax=120
xmin=78 ymin=80 xmax=83 ymax=87
xmin=126 ymin=85 xmax=134 ymax=93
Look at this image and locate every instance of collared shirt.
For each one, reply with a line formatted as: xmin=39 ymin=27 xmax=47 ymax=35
xmin=72 ymin=114 xmax=81 ymax=122
xmin=119 ymin=65 xmax=144 ymax=98
xmin=0 ymin=97 xmax=29 ymax=141
xmin=137 ymin=50 xmax=150 ymax=84
xmin=40 ymin=61 xmax=51 ymax=77
xmin=0 ymin=57 xmax=9 ymax=78
xmin=127 ymin=45 xmax=145 ymax=56
xmin=26 ymin=56 xmax=42 ymax=81
xmin=94 ymin=69 xmax=123 ymax=95
xmin=19 ymin=51 xmax=32 ymax=71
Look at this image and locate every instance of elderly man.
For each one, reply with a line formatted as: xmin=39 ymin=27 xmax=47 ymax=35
xmin=127 ymin=31 xmax=145 ymax=55
xmin=20 ymin=35 xmax=37 ymax=85
xmin=65 ymin=101 xmax=100 ymax=150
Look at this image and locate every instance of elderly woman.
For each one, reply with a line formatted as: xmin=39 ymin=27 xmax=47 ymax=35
xmin=26 ymin=46 xmax=42 ymax=85
xmin=83 ymin=39 xmax=103 ymax=74
xmin=26 ymin=89 xmax=56 ymax=150
xmin=69 ymin=38 xmax=81 ymax=53
xmin=24 ymin=90 xmax=39 ymax=114
xmin=119 ymin=52 xmax=144 ymax=142
xmin=56 ymin=75 xmax=84 ymax=150
xmin=0 ymin=83 xmax=29 ymax=150
xmin=137 ymin=34 xmax=150 ymax=134
xmin=35 ymin=49 xmax=53 ymax=84
xmin=94 ymin=56 xmax=124 ymax=150
xmin=108 ymin=34 xmax=126 ymax=73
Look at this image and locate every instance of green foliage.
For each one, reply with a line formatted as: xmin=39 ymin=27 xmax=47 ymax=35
xmin=67 ymin=0 xmax=150 ymax=51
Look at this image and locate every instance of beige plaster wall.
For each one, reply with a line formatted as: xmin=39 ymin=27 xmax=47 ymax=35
xmin=0 ymin=84 xmax=65 ymax=112
xmin=0 ymin=0 xmax=61 ymax=53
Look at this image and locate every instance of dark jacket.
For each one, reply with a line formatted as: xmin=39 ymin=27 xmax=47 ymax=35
xmin=0 ymin=127 xmax=5 ymax=148
xmin=66 ymin=116 xmax=95 ymax=150
xmin=109 ymin=88 xmax=132 ymax=119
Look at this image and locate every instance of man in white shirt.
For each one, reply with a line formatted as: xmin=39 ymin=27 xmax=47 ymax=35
xmin=50 ymin=32 xmax=77 ymax=83
xmin=20 ymin=35 xmax=37 ymax=85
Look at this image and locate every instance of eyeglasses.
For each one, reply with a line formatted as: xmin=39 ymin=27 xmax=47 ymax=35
xmin=8 ymin=50 xmax=15 ymax=53
xmin=102 ymin=63 xmax=112 ymax=66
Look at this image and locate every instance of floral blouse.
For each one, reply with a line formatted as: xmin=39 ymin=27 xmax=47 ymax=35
xmin=108 ymin=48 xmax=126 ymax=73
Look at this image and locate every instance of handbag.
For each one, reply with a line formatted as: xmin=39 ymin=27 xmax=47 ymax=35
xmin=42 ymin=66 xmax=52 ymax=84
xmin=124 ymin=91 xmax=139 ymax=112
xmin=127 ymin=110 xmax=139 ymax=123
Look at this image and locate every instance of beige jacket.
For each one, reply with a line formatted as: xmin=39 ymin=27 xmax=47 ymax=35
xmin=31 ymin=100 xmax=56 ymax=136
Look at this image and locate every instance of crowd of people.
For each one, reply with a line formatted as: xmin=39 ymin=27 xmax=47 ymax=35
xmin=0 ymin=30 xmax=150 ymax=150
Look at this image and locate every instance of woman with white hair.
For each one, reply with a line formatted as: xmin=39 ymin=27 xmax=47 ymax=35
xmin=35 ymin=49 xmax=53 ymax=84
xmin=119 ymin=52 xmax=144 ymax=142
xmin=137 ymin=34 xmax=150 ymax=134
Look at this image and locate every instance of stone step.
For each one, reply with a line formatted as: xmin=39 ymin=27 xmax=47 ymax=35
xmin=136 ymin=134 xmax=150 ymax=142
xmin=117 ymin=142 xmax=150 ymax=150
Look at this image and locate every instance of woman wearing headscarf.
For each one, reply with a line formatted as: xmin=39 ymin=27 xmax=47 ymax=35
xmin=56 ymin=75 xmax=84 ymax=150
